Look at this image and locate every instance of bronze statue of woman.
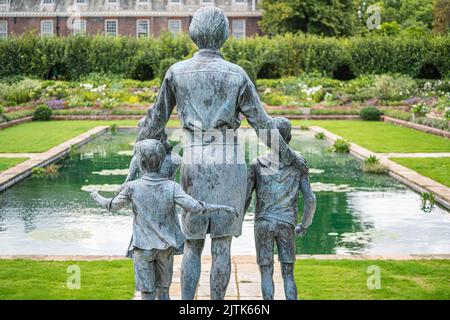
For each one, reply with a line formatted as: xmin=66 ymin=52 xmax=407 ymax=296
xmin=123 ymin=7 xmax=308 ymax=300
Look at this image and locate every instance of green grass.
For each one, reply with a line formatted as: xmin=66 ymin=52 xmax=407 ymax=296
xmin=291 ymin=120 xmax=450 ymax=153
xmin=0 ymin=158 xmax=28 ymax=172
xmin=295 ymin=259 xmax=450 ymax=300
xmin=0 ymin=259 xmax=448 ymax=299
xmin=391 ymin=157 xmax=450 ymax=187
xmin=0 ymin=259 xmax=134 ymax=300
xmin=0 ymin=119 xmax=181 ymax=153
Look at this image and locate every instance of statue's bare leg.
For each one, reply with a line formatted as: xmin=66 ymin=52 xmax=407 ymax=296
xmin=281 ymin=263 xmax=297 ymax=300
xmin=181 ymin=239 xmax=205 ymax=300
xmin=259 ymin=264 xmax=274 ymax=300
xmin=141 ymin=291 xmax=156 ymax=300
xmin=210 ymin=236 xmax=232 ymax=300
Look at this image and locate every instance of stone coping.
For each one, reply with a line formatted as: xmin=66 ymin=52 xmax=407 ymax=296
xmin=307 ymin=126 xmax=450 ymax=210
xmin=382 ymin=116 xmax=450 ymax=138
xmin=0 ymin=126 xmax=109 ymax=192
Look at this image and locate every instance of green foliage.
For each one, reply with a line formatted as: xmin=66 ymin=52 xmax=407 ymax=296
xmin=260 ymin=0 xmax=356 ymax=36
xmin=433 ymin=0 xmax=450 ymax=35
xmin=414 ymin=116 xmax=449 ymax=131
xmin=33 ymin=104 xmax=53 ymax=121
xmin=32 ymin=164 xmax=60 ymax=179
xmin=383 ymin=109 xmax=413 ymax=121
xmin=1 ymin=34 xmax=449 ymax=81
xmin=411 ymin=103 xmax=430 ymax=115
xmin=237 ymin=59 xmax=257 ymax=85
xmin=369 ymin=74 xmax=417 ymax=101
xmin=315 ymin=132 xmax=325 ymax=140
xmin=420 ymin=192 xmax=436 ymax=212
xmin=362 ymin=155 xmax=387 ymax=174
xmin=359 ymin=106 xmax=381 ymax=121
xmin=158 ymin=57 xmax=179 ymax=80
xmin=331 ymin=139 xmax=350 ymax=153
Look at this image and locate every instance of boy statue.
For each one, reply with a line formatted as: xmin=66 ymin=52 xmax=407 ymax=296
xmin=91 ymin=139 xmax=238 ymax=300
xmin=245 ymin=117 xmax=317 ymax=300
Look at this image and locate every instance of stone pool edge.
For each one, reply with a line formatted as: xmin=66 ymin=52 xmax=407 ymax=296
xmin=0 ymin=126 xmax=110 ymax=192
xmin=306 ymin=126 xmax=450 ymax=210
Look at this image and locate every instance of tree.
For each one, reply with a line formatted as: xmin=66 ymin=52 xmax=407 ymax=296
xmin=433 ymin=0 xmax=450 ymax=35
xmin=259 ymin=0 xmax=357 ymax=37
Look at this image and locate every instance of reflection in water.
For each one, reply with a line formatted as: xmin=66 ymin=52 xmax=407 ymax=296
xmin=0 ymin=129 xmax=449 ymax=256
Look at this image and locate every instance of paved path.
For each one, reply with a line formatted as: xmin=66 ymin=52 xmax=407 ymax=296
xmin=307 ymin=126 xmax=450 ymax=209
xmin=0 ymin=126 xmax=109 ymax=192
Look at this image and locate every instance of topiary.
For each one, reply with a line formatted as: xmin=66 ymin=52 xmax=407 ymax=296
xmin=158 ymin=58 xmax=178 ymax=81
xmin=360 ymin=106 xmax=381 ymax=121
xmin=237 ymin=59 xmax=257 ymax=85
xmin=33 ymin=104 xmax=53 ymax=121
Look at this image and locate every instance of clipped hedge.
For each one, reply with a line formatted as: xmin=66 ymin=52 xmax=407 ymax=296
xmin=0 ymin=33 xmax=449 ymax=81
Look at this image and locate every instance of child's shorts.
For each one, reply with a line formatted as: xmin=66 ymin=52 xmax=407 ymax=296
xmin=254 ymin=218 xmax=296 ymax=266
xmin=132 ymin=247 xmax=174 ymax=293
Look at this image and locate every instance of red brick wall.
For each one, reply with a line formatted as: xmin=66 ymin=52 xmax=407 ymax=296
xmin=4 ymin=16 xmax=262 ymax=37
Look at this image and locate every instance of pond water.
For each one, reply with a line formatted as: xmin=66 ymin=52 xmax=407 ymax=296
xmin=0 ymin=129 xmax=449 ymax=256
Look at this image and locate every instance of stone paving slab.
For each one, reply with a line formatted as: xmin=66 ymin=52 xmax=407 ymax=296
xmin=0 ymin=126 xmax=109 ymax=192
xmin=380 ymin=152 xmax=450 ymax=158
xmin=306 ymin=126 xmax=450 ymax=209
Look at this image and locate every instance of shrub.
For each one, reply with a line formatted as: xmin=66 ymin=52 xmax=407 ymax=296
xmin=237 ymin=59 xmax=257 ymax=85
xmin=383 ymin=109 xmax=412 ymax=121
xmin=362 ymin=155 xmax=388 ymax=174
xmin=158 ymin=58 xmax=178 ymax=80
xmin=331 ymin=139 xmax=350 ymax=153
xmin=414 ymin=117 xmax=449 ymax=131
xmin=0 ymin=105 xmax=3 ymax=115
xmin=411 ymin=103 xmax=430 ymax=116
xmin=33 ymin=104 xmax=53 ymax=121
xmin=315 ymin=132 xmax=325 ymax=140
xmin=360 ymin=106 xmax=381 ymax=121
xmin=369 ymin=74 xmax=417 ymax=101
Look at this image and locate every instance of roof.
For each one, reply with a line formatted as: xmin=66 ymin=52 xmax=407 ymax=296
xmin=0 ymin=1 xmax=262 ymax=17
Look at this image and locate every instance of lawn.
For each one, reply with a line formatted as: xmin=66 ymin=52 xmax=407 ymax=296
xmin=0 ymin=158 xmax=28 ymax=172
xmin=0 ymin=119 xmax=181 ymax=153
xmin=293 ymin=120 xmax=450 ymax=153
xmin=295 ymin=259 xmax=450 ymax=300
xmin=391 ymin=157 xmax=450 ymax=187
xmin=0 ymin=259 xmax=134 ymax=300
xmin=0 ymin=259 xmax=448 ymax=299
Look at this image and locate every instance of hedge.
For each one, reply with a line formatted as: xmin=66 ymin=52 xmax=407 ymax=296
xmin=0 ymin=33 xmax=449 ymax=81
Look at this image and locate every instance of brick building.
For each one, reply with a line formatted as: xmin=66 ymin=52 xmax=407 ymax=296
xmin=0 ymin=0 xmax=262 ymax=39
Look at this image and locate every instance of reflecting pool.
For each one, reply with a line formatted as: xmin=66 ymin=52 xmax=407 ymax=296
xmin=0 ymin=129 xmax=449 ymax=256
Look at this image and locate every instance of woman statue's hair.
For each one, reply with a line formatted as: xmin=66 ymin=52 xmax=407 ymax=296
xmin=189 ymin=7 xmax=229 ymax=50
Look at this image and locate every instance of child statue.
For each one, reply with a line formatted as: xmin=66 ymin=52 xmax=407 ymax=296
xmin=91 ymin=139 xmax=238 ymax=300
xmin=245 ymin=117 xmax=317 ymax=300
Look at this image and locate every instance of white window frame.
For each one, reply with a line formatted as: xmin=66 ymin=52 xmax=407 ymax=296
xmin=41 ymin=0 xmax=55 ymax=5
xmin=136 ymin=19 xmax=150 ymax=38
xmin=232 ymin=19 xmax=246 ymax=39
xmin=168 ymin=19 xmax=182 ymax=35
xmin=40 ymin=20 xmax=54 ymax=37
xmin=105 ymin=19 xmax=118 ymax=37
xmin=73 ymin=19 xmax=86 ymax=35
xmin=75 ymin=0 xmax=88 ymax=5
xmin=169 ymin=0 xmax=182 ymax=4
xmin=233 ymin=0 xmax=247 ymax=4
xmin=0 ymin=20 xmax=7 ymax=39
xmin=201 ymin=0 xmax=214 ymax=5
xmin=0 ymin=0 xmax=11 ymax=7
xmin=137 ymin=0 xmax=149 ymax=3
xmin=106 ymin=0 xmax=119 ymax=4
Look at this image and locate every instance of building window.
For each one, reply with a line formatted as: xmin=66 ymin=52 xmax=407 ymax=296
xmin=106 ymin=0 xmax=118 ymax=4
xmin=0 ymin=0 xmax=10 ymax=6
xmin=73 ymin=19 xmax=86 ymax=35
xmin=41 ymin=0 xmax=55 ymax=4
xmin=41 ymin=20 xmax=54 ymax=37
xmin=137 ymin=0 xmax=149 ymax=3
xmin=232 ymin=20 xmax=246 ymax=39
xmin=168 ymin=20 xmax=181 ymax=35
xmin=233 ymin=0 xmax=247 ymax=4
xmin=201 ymin=0 xmax=213 ymax=4
xmin=137 ymin=20 xmax=150 ymax=37
xmin=0 ymin=21 xmax=7 ymax=39
xmin=169 ymin=0 xmax=182 ymax=4
xmin=105 ymin=20 xmax=118 ymax=36
xmin=75 ymin=0 xmax=87 ymax=4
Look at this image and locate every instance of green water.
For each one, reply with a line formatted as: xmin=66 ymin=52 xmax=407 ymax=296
xmin=0 ymin=129 xmax=449 ymax=255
